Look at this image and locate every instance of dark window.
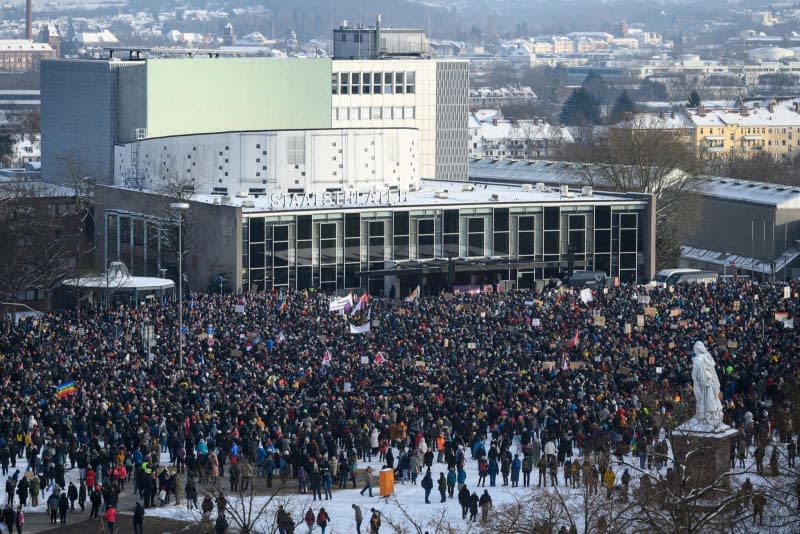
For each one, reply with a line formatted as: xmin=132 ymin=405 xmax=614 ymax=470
xmin=297 ymin=266 xmax=312 ymax=289
xmin=369 ymin=221 xmax=384 ymax=237
xmin=296 ymin=215 xmax=312 ymax=240
xmin=519 ymin=216 xmax=535 ymax=231
xmin=345 ymin=238 xmax=360 ymax=262
xmin=250 ymin=219 xmax=265 ymax=243
xmin=595 ymin=206 xmax=611 ymax=228
xmin=543 ymin=232 xmax=559 ymax=255
xmin=544 ymin=207 xmax=560 ymax=230
xmin=345 ymin=214 xmax=360 ymax=238
xmin=321 ymin=223 xmax=336 ymax=240
xmin=620 ymin=213 xmax=637 ymax=228
xmin=249 ymin=244 xmax=265 ymax=268
xmin=494 ymin=233 xmax=509 ymax=255
xmin=320 ymin=239 xmax=337 ymax=264
xmin=620 ymin=229 xmax=637 ymax=252
xmin=519 ymin=234 xmax=534 ymax=256
xmin=443 ymin=209 xmax=459 ymax=234
xmin=569 ymin=216 xmax=585 ymax=230
xmin=468 ymin=217 xmax=484 ymax=233
xmin=443 ymin=233 xmax=459 ymax=256
xmin=394 ymin=236 xmax=409 ymax=260
xmin=468 ymin=234 xmax=484 ymax=256
xmin=595 ymin=230 xmax=611 ymax=253
xmin=296 ymin=241 xmax=312 ymax=264
xmin=418 ymin=235 xmax=435 ymax=259
xmin=570 ymin=232 xmax=585 ymax=251
xmin=493 ymin=208 xmax=509 ymax=232
xmin=394 ymin=211 xmax=409 ymax=235
xmin=418 ymin=219 xmax=434 ymax=235
xmin=273 ymin=225 xmax=289 ymax=242
xmin=273 ymin=242 xmax=289 ymax=266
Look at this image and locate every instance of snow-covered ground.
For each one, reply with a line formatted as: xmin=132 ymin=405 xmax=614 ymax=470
xmin=5 ymin=436 xmax=796 ymax=533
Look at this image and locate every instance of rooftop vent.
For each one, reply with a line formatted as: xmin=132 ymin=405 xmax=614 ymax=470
xmin=522 ymin=184 xmax=533 ymax=192
xmin=461 ymin=184 xmax=475 ymax=192
xmin=489 ymin=193 xmax=499 ymax=201
xmin=236 ymin=191 xmax=248 ymax=198
xmin=434 ymin=191 xmax=449 ymax=199
xmin=560 ymin=184 xmax=569 ymax=196
xmin=536 ymin=182 xmax=547 ymax=192
xmin=581 ymin=186 xmax=593 ymax=197
xmin=242 ymin=199 xmax=255 ymax=208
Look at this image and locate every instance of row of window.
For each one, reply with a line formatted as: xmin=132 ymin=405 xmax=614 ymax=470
xmin=332 ymin=71 xmax=416 ymax=95
xmin=333 ymin=106 xmax=415 ymax=121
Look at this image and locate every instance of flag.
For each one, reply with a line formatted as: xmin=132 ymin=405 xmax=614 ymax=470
xmin=276 ymin=299 xmax=287 ymax=314
xmin=568 ymin=328 xmax=580 ymax=348
xmin=374 ymin=351 xmax=386 ymax=365
xmin=349 ymin=322 xmax=370 ymax=334
xmin=350 ymin=292 xmax=369 ymax=316
xmin=56 ymin=381 xmax=77 ymax=397
xmin=405 ymin=285 xmax=420 ymax=303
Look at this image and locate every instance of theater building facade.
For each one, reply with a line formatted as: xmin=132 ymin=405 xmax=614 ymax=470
xmin=96 ymin=182 xmax=656 ymax=296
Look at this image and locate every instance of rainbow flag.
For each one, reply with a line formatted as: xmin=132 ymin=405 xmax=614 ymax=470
xmin=56 ymin=381 xmax=77 ymax=397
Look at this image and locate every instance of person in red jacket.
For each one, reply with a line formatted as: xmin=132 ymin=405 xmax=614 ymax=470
xmin=85 ymin=467 xmax=96 ymax=489
xmin=114 ymin=464 xmax=127 ymax=491
xmin=105 ymin=504 xmax=117 ymax=534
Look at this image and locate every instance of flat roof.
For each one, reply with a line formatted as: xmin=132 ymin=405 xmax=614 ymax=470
xmin=182 ymin=179 xmax=647 ymax=215
xmin=701 ymin=176 xmax=800 ymax=208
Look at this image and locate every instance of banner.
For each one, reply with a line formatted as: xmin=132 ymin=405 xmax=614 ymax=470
xmin=329 ymin=294 xmax=353 ymax=313
xmin=580 ymin=288 xmax=593 ymax=304
xmin=349 ymin=322 xmax=371 ymax=334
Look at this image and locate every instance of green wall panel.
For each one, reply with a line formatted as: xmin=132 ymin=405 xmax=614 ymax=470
xmin=145 ymin=58 xmax=332 ymax=137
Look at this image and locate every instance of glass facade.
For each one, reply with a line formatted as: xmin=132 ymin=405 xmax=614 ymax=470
xmin=241 ymin=203 xmax=648 ymax=292
xmin=105 ymin=211 xmax=174 ymax=278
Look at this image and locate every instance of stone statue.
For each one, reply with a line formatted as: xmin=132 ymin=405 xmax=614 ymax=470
xmin=691 ymin=341 xmax=724 ymax=427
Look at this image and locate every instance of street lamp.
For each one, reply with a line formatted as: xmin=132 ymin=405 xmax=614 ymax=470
xmin=170 ymin=202 xmax=190 ymax=367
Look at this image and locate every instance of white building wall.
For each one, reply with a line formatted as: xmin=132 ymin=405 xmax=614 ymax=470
xmin=331 ymin=59 xmax=437 ymax=179
xmin=113 ymin=128 xmax=420 ymax=195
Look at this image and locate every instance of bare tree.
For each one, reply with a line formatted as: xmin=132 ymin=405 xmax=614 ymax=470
xmin=555 ymin=117 xmax=704 ymax=267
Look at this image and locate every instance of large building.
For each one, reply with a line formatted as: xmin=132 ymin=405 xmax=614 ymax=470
xmin=688 ymin=97 xmax=800 ymax=163
xmin=41 ymin=53 xmax=468 ymax=185
xmin=42 ymin=22 xmax=654 ymax=296
xmin=95 ymin=180 xmax=656 ymax=295
xmin=0 ymin=40 xmax=54 ymax=71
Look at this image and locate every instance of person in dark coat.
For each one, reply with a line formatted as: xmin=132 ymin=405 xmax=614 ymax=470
xmin=133 ymin=501 xmax=144 ymax=534
xmin=458 ymin=485 xmax=470 ymax=519
xmin=468 ymin=492 xmax=479 ymax=521
xmin=57 ymin=492 xmax=68 ymax=525
xmin=15 ymin=477 xmax=27 ymax=508
xmin=3 ymin=503 xmax=14 ymax=533
xmin=67 ymin=481 xmax=78 ymax=511
xmin=89 ymin=485 xmax=102 ymax=519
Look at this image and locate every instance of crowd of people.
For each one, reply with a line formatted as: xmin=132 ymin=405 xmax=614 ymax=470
xmin=0 ymin=278 xmax=798 ymax=532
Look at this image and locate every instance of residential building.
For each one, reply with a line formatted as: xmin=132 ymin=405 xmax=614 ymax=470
xmin=0 ymin=40 xmax=54 ymax=71
xmin=688 ymin=98 xmax=800 ymax=162
xmin=469 ymin=110 xmax=573 ymax=160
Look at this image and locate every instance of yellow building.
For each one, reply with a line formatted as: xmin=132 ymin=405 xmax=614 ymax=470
xmin=688 ymin=98 xmax=800 ymax=162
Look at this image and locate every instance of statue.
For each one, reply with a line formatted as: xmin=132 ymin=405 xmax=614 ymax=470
xmin=691 ymin=341 xmax=724 ymax=427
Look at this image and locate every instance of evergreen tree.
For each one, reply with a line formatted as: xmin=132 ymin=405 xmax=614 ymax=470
xmin=560 ymin=87 xmax=601 ymax=125
xmin=609 ymin=90 xmax=636 ymax=123
xmin=687 ymin=90 xmax=702 ymax=108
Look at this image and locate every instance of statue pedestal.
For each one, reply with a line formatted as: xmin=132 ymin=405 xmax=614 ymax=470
xmin=671 ymin=420 xmax=739 ymax=496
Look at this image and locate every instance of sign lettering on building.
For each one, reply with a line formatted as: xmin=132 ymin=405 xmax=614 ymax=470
xmin=267 ymin=189 xmax=408 ymax=209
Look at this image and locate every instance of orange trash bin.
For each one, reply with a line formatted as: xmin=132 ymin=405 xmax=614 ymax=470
xmin=379 ymin=468 xmax=395 ymax=497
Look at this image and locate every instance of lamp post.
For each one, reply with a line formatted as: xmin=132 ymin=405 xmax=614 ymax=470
xmin=170 ymin=202 xmax=190 ymax=367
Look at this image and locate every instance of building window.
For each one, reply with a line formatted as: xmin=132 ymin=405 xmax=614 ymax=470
xmin=417 ymin=218 xmax=435 ymax=259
